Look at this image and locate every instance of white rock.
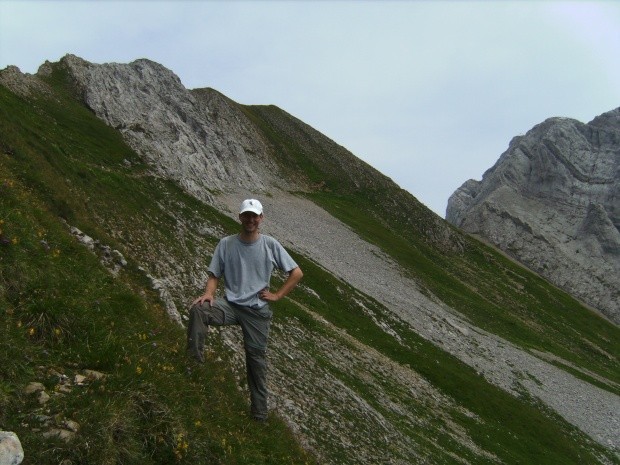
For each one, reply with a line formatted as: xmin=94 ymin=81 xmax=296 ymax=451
xmin=38 ymin=391 xmax=51 ymax=405
xmin=23 ymin=382 xmax=45 ymax=395
xmin=0 ymin=431 xmax=24 ymax=465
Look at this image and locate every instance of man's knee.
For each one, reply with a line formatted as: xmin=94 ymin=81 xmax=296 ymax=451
xmin=191 ymin=302 xmax=227 ymax=326
xmin=189 ymin=303 xmax=205 ymax=320
xmin=245 ymin=345 xmax=267 ymax=364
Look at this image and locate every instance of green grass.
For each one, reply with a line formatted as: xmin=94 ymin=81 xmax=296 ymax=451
xmin=0 ymin=167 xmax=315 ymax=465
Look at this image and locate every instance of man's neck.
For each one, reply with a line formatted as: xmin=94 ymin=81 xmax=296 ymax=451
xmin=239 ymin=231 xmax=260 ymax=243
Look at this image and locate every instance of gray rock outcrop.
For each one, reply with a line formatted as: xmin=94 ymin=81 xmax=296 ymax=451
xmin=50 ymin=55 xmax=295 ymax=203
xmin=447 ymin=110 xmax=620 ymax=323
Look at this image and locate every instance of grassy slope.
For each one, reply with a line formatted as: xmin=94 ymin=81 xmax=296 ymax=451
xmin=308 ymin=192 xmax=619 ymax=392
xmin=283 ymin=252 xmax=615 ymax=464
xmin=0 ymin=80 xmax=315 ymax=464
xmin=0 ymin=63 xmax=617 ymax=464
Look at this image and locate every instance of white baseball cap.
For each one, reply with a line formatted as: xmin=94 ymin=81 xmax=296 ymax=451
xmin=239 ymin=199 xmax=263 ymax=215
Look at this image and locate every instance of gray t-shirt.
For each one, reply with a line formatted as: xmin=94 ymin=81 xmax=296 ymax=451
xmin=208 ymin=234 xmax=298 ymax=309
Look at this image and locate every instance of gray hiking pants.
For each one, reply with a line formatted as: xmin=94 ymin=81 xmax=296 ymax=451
xmin=187 ymin=297 xmax=272 ymax=420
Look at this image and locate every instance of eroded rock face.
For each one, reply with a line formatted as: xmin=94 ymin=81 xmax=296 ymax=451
xmin=447 ymin=110 xmax=620 ymax=323
xmin=51 ymin=55 xmax=294 ymax=203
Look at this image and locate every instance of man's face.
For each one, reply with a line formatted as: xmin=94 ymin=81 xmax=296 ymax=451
xmin=239 ymin=211 xmax=263 ymax=233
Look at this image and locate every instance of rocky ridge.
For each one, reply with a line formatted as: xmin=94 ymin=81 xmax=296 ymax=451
xmin=447 ymin=113 xmax=620 ymax=324
xmin=39 ymin=55 xmax=296 ymax=203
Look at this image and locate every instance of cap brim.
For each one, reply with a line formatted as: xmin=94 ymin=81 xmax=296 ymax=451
xmin=240 ymin=208 xmax=262 ymax=215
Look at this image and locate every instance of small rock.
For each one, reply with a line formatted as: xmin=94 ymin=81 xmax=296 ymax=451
xmin=23 ymin=382 xmax=45 ymax=395
xmin=38 ymin=391 xmax=51 ymax=405
xmin=33 ymin=414 xmax=52 ymax=424
xmin=43 ymin=428 xmax=76 ymax=443
xmin=112 ymin=249 xmax=127 ymax=266
xmin=83 ymin=369 xmax=106 ymax=381
xmin=0 ymin=431 xmax=24 ymax=465
xmin=57 ymin=385 xmax=72 ymax=394
xmin=60 ymin=419 xmax=80 ymax=433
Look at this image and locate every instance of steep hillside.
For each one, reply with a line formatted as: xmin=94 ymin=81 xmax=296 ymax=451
xmin=1 ymin=56 xmax=619 ymax=464
xmin=0 ymin=80 xmax=313 ymax=464
xmin=446 ymin=112 xmax=620 ymax=323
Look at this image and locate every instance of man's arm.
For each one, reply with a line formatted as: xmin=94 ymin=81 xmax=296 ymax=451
xmin=259 ymin=267 xmax=303 ymax=302
xmin=192 ymin=273 xmax=219 ymax=306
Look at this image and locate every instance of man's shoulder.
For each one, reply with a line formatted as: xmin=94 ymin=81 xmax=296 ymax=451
xmin=220 ymin=234 xmax=238 ymax=244
xmin=260 ymin=234 xmax=282 ymax=247
xmin=215 ymin=234 xmax=239 ymax=252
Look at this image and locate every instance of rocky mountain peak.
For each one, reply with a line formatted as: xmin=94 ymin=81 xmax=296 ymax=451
xmin=0 ymin=64 xmax=52 ymax=99
xmin=446 ymin=109 xmax=620 ymax=323
xmin=590 ymin=106 xmax=620 ymax=129
xmin=52 ymin=54 xmax=295 ymax=203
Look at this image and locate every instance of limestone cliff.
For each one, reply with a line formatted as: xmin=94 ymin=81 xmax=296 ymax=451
xmin=447 ymin=111 xmax=620 ymax=323
xmin=45 ymin=55 xmax=295 ymax=202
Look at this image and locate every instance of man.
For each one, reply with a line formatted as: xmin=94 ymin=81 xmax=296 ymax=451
xmin=187 ymin=198 xmax=303 ymax=421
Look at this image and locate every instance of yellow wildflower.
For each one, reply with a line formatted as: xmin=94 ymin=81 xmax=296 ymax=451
xmin=174 ymin=432 xmax=189 ymax=461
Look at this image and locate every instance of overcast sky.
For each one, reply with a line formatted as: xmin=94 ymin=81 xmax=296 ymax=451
xmin=2 ymin=1 xmax=619 ymax=217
